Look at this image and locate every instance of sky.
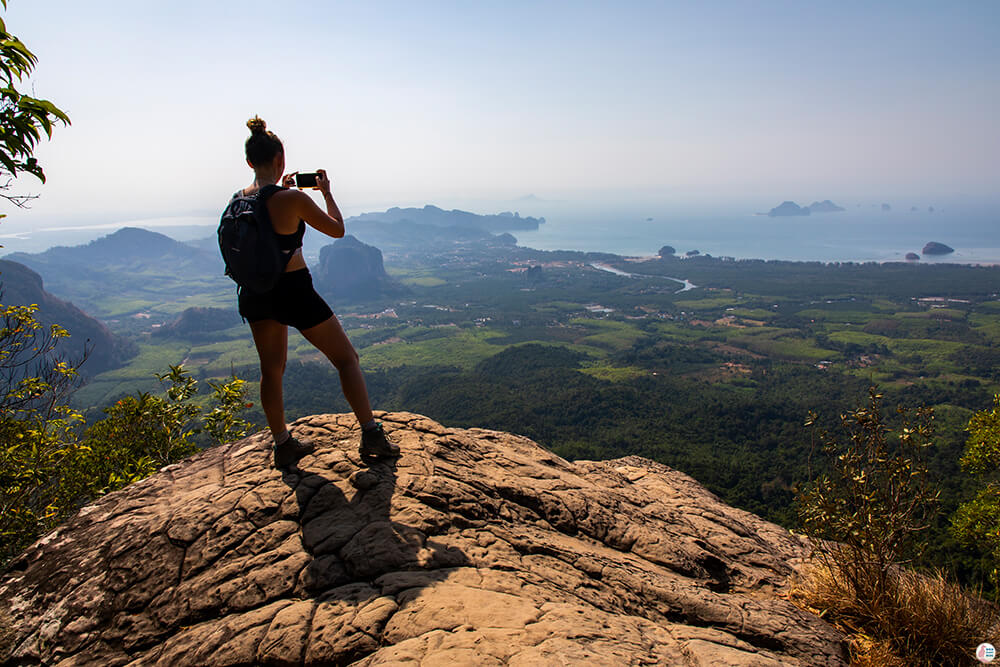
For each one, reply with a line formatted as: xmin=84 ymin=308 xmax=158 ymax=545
xmin=1 ymin=0 xmax=997 ymax=245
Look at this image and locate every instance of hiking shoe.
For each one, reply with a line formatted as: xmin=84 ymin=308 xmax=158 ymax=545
xmin=273 ymin=436 xmax=316 ymax=469
xmin=359 ymin=423 xmax=400 ymax=458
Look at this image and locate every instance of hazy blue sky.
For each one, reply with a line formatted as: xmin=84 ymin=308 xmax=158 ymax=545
xmin=2 ymin=1 xmax=997 ymax=238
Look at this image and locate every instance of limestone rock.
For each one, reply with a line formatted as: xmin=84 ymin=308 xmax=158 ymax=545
xmin=0 ymin=412 xmax=847 ymax=666
xmin=314 ymin=235 xmax=405 ymax=303
xmin=922 ymin=241 xmax=955 ymax=256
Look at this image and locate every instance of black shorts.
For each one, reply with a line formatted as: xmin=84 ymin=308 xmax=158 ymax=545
xmin=238 ymin=268 xmax=333 ymax=331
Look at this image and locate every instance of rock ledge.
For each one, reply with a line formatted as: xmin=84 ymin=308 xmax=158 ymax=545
xmin=1 ymin=412 xmax=846 ymax=666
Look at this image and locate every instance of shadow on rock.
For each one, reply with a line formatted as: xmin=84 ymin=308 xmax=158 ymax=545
xmin=280 ymin=456 xmax=468 ymax=597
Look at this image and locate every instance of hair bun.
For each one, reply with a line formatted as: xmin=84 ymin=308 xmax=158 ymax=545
xmin=247 ymin=116 xmax=267 ymax=135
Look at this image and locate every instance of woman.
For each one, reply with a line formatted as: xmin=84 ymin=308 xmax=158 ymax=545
xmin=233 ymin=116 xmax=397 ymax=468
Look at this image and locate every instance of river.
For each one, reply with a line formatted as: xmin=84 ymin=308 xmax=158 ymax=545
xmin=589 ymin=262 xmax=697 ymax=293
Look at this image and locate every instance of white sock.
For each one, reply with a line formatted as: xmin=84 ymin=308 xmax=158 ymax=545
xmin=273 ymin=429 xmax=291 ymax=446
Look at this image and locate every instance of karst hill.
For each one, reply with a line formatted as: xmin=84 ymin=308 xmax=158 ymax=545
xmin=0 ymin=413 xmax=848 ymax=666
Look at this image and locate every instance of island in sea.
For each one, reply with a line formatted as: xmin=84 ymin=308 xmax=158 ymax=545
xmin=766 ymin=201 xmax=810 ymax=217
xmin=922 ymin=241 xmax=954 ymax=256
xmin=806 ymin=200 xmax=845 ymax=213
xmin=350 ymin=204 xmax=544 ymax=232
xmin=764 ymin=199 xmax=846 ymax=217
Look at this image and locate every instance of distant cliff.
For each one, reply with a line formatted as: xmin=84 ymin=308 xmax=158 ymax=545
xmin=315 ymin=235 xmax=406 ymax=303
xmin=0 ymin=412 xmax=847 ymax=666
xmin=0 ymin=259 xmax=136 ymax=376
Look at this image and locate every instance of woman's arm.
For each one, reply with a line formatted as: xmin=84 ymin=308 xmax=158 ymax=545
xmin=291 ymin=169 xmax=345 ymax=238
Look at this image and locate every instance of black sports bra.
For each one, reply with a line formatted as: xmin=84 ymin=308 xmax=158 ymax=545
xmin=275 ymin=219 xmax=305 ymax=253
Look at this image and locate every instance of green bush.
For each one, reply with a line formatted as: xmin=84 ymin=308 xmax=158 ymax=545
xmin=798 ymin=388 xmax=939 ymax=590
xmin=0 ymin=303 xmax=253 ymax=567
xmin=79 ymin=365 xmax=252 ymax=496
xmin=952 ymin=395 xmax=1000 ymax=589
xmin=0 ymin=302 xmax=87 ymax=565
xmin=791 ymin=389 xmax=999 ymax=665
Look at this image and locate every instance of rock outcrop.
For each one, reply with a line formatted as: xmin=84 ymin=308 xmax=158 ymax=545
xmin=314 ymin=235 xmax=405 ymax=303
xmin=0 ymin=412 xmax=847 ymax=666
xmin=922 ymin=241 xmax=954 ymax=256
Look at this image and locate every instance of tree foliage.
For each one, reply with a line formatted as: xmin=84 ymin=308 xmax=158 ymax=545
xmin=952 ymin=395 xmax=1000 ymax=588
xmin=789 ymin=390 xmax=991 ymax=665
xmin=796 ymin=388 xmax=939 ymax=599
xmin=79 ymin=365 xmax=252 ymax=496
xmin=0 ymin=303 xmax=253 ymax=567
xmin=0 ymin=301 xmax=86 ymax=565
xmin=0 ymin=2 xmax=70 ymax=211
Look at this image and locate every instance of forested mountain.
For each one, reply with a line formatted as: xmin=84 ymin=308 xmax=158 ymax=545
xmin=6 ymin=227 xmax=219 ymax=273
xmin=3 ymin=227 xmax=228 ymax=315
xmin=0 ymin=259 xmax=135 ymax=375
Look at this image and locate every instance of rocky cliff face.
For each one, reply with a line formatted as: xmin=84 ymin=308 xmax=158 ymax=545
xmin=314 ymin=235 xmax=404 ymax=303
xmin=0 ymin=412 xmax=847 ymax=666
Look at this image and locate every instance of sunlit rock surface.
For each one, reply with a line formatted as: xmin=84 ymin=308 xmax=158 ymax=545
xmin=1 ymin=412 xmax=847 ymax=666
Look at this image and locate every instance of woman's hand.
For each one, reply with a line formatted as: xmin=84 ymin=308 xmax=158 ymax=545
xmin=290 ymin=167 xmax=344 ymax=238
xmin=316 ymin=169 xmax=331 ymax=195
xmin=282 ymin=172 xmax=298 ymax=188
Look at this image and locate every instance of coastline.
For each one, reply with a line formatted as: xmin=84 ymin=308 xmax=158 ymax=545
xmin=4 ymin=203 xmax=999 ymax=268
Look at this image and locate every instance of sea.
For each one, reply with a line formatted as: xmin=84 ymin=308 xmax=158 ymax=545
xmin=2 ymin=197 xmax=997 ymax=265
xmin=507 ymin=198 xmax=1000 ymax=265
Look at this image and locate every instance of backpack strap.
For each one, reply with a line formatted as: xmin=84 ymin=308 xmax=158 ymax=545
xmin=258 ymin=184 xmax=287 ymax=203
xmin=231 ymin=184 xmax=286 ymax=202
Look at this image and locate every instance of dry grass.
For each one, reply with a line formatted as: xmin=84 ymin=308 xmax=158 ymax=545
xmin=793 ymin=557 xmax=1000 ymax=666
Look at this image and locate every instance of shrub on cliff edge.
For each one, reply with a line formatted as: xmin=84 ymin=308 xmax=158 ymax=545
xmin=795 ymin=389 xmax=999 ymax=664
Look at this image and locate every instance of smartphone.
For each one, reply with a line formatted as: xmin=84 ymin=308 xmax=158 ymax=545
xmin=295 ymin=172 xmax=319 ymax=189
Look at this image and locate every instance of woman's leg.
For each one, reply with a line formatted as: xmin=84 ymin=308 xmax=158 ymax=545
xmin=299 ymin=314 xmax=374 ymax=426
xmin=249 ymin=319 xmax=289 ymax=439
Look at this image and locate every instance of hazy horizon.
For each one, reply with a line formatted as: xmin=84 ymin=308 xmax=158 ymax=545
xmin=0 ymin=1 xmax=996 ymax=250
xmin=2 ymin=192 xmax=996 ymax=267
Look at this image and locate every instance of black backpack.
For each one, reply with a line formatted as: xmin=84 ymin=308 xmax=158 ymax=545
xmin=218 ymin=184 xmax=288 ymax=294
